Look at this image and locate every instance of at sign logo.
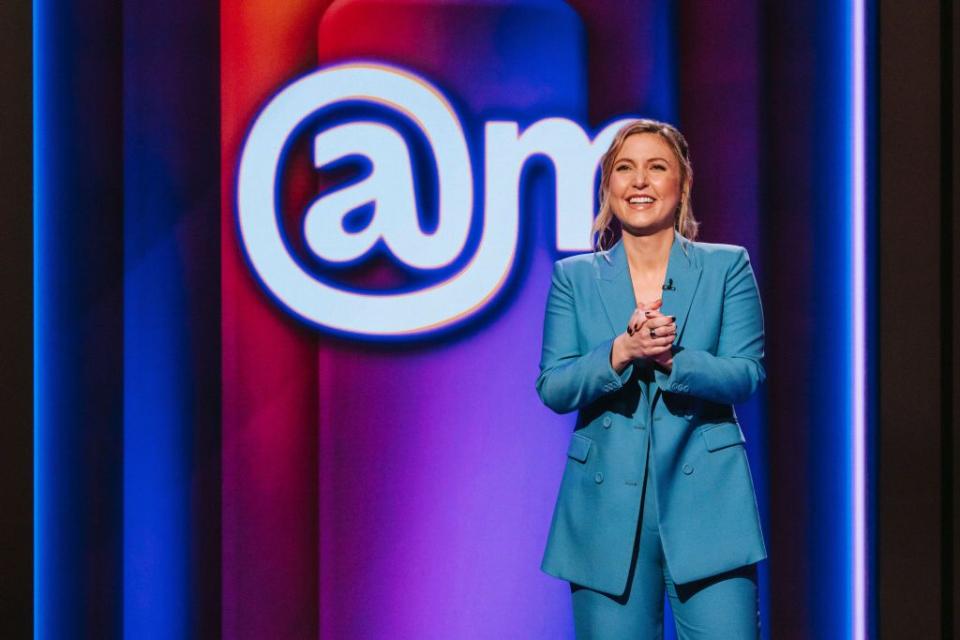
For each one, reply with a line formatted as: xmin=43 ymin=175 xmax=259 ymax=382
xmin=237 ymin=61 xmax=632 ymax=338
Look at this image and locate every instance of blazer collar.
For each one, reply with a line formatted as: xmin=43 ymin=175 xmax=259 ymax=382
xmin=594 ymin=228 xmax=703 ymax=343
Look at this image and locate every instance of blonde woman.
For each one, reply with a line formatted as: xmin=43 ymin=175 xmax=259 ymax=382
xmin=536 ymin=119 xmax=766 ymax=638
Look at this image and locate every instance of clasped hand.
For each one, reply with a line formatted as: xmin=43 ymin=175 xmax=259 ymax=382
xmin=611 ymin=299 xmax=676 ymax=372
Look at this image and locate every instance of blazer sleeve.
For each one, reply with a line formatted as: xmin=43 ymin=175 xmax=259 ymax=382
xmin=535 ymin=259 xmax=634 ymax=414
xmin=654 ymin=247 xmax=766 ymax=405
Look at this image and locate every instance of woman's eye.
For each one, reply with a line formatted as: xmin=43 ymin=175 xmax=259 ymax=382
xmin=616 ymin=164 xmax=630 ymax=171
xmin=652 ymin=164 xmax=666 ymax=170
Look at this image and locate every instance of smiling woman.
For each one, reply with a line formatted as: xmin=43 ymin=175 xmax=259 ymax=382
xmin=536 ymin=118 xmax=766 ymax=639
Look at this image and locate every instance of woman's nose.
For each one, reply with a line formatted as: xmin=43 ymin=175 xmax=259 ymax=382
xmin=632 ymin=170 xmax=647 ymax=187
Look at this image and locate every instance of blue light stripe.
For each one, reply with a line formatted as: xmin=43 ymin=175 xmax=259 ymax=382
xmin=34 ymin=1 xmax=126 ymax=636
xmin=32 ymin=0 xmax=42 ymax=633
xmin=851 ymin=0 xmax=869 ymax=637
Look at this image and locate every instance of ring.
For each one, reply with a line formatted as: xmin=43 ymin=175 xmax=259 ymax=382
xmin=649 ymin=327 xmax=656 ymax=338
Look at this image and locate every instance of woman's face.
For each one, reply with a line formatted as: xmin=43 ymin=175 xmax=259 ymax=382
xmin=607 ymin=133 xmax=683 ymax=237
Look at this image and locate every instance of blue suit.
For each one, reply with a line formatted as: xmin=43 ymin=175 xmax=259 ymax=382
xmin=536 ymin=229 xmax=767 ymax=598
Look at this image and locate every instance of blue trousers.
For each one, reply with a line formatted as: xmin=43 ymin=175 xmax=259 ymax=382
xmin=570 ymin=444 xmax=760 ymax=639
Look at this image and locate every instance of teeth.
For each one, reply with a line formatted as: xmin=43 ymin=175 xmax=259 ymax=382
xmin=628 ymin=196 xmax=654 ymax=204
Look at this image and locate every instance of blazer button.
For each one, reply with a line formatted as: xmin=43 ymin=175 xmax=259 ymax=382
xmin=594 ymin=472 xmax=604 ymax=484
xmin=682 ymin=464 xmax=694 ymax=475
xmin=602 ymin=417 xmax=612 ymax=428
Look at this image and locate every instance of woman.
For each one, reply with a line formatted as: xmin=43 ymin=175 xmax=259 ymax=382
xmin=535 ymin=119 xmax=766 ymax=638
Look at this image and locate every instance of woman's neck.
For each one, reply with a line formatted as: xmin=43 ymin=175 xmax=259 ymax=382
xmin=622 ymin=227 xmax=674 ymax=275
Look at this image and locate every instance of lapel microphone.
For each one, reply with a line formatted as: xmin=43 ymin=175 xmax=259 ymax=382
xmin=662 ymin=278 xmax=676 ymax=291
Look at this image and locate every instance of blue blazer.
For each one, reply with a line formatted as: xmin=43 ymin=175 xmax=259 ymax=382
xmin=536 ymin=229 xmax=767 ymax=594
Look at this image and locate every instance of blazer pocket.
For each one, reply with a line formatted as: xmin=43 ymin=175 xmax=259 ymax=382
xmin=567 ymin=432 xmax=593 ymax=463
xmin=699 ymin=422 xmax=745 ymax=452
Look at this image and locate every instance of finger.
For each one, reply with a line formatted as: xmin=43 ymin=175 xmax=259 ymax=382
xmin=640 ymin=331 xmax=675 ymax=348
xmin=641 ymin=322 xmax=675 ymax=339
xmin=633 ymin=308 xmax=674 ymax=333
xmin=654 ymin=324 xmax=676 ymax=337
xmin=645 ymin=342 xmax=673 ymax=355
xmin=645 ymin=327 xmax=675 ymax=342
xmin=644 ymin=324 xmax=674 ymax=339
xmin=648 ymin=330 xmax=676 ymax=343
xmin=628 ymin=310 xmax=647 ymax=333
xmin=647 ymin=315 xmax=676 ymax=329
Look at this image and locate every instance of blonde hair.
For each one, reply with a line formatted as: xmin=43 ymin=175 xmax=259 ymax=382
xmin=592 ymin=119 xmax=699 ymax=252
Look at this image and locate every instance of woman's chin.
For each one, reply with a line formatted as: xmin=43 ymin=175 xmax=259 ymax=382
xmin=620 ymin=221 xmax=673 ymax=238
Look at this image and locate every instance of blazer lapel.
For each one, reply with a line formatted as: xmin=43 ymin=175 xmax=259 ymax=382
xmin=594 ymin=239 xmax=637 ymax=338
xmin=660 ymin=229 xmax=702 ymax=343
xmin=653 ymin=230 xmax=702 ymax=410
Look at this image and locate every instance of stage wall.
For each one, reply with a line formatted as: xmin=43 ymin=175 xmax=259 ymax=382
xmin=33 ymin=1 xmax=873 ymax=638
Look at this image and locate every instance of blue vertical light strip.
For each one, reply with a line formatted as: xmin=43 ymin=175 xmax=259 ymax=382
xmin=32 ymin=0 xmax=42 ymax=634
xmin=832 ymin=0 xmax=870 ymax=635
xmin=851 ymin=0 xmax=868 ymax=637
xmin=809 ymin=2 xmax=864 ymax=635
xmin=122 ymin=0 xmax=223 ymax=634
xmin=122 ymin=0 xmax=190 ymax=630
xmin=122 ymin=1 xmax=222 ymax=635
xmin=834 ymin=2 xmax=853 ymax=636
xmin=34 ymin=0 xmax=126 ymax=635
xmin=123 ymin=240 xmax=190 ymax=640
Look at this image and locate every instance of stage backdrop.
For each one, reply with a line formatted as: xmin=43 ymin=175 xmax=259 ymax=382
xmin=219 ymin=2 xmax=762 ymax=638
xmin=34 ymin=0 xmax=872 ymax=638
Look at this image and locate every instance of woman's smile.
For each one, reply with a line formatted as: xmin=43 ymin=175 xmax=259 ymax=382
xmin=625 ymin=194 xmax=657 ymax=210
